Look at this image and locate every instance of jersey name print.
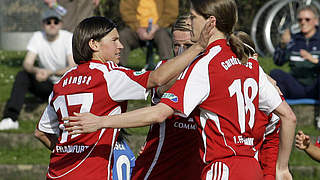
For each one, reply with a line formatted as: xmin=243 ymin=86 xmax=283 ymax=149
xmin=38 ymin=60 xmax=150 ymax=180
xmin=161 ymin=39 xmax=282 ymax=179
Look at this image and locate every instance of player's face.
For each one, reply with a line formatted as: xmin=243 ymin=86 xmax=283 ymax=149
xmin=298 ymin=10 xmax=318 ymax=36
xmin=190 ymin=8 xmax=206 ymax=42
xmin=172 ymin=30 xmax=194 ymax=56
xmin=97 ymin=28 xmax=124 ymax=64
xmin=42 ymin=18 xmax=62 ymax=37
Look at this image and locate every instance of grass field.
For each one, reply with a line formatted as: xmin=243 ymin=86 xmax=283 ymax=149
xmin=0 ymin=49 xmax=319 ymax=179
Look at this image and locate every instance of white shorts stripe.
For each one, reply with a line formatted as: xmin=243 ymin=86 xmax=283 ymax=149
xmin=206 ymin=162 xmax=229 ymax=180
xmin=144 ymin=122 xmax=166 ymax=180
xmin=206 ymin=163 xmax=214 ymax=180
xmin=221 ymin=163 xmax=229 ymax=180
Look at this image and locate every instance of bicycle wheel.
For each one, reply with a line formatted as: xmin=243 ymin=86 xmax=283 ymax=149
xmin=250 ymin=0 xmax=279 ymax=56
xmin=263 ymin=0 xmax=320 ymax=55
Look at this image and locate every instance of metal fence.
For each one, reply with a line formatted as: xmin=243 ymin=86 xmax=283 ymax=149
xmin=0 ymin=0 xmax=46 ymax=50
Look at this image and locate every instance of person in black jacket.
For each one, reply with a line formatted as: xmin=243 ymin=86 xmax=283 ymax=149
xmin=271 ymin=5 xmax=320 ymax=100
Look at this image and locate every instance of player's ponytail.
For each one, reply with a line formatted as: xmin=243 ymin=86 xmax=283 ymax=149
xmin=228 ymin=33 xmax=248 ymax=64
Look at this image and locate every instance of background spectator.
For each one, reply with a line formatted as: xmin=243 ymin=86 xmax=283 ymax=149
xmin=118 ymin=0 xmax=179 ymax=67
xmin=0 ymin=9 xmax=75 ymax=130
xmin=44 ymin=0 xmax=100 ymax=32
xmin=270 ymin=5 xmax=320 ymax=100
xmin=295 ymin=130 xmax=320 ymax=162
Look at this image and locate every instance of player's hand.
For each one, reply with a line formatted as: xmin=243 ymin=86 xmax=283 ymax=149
xmin=63 ymin=112 xmax=103 ymax=134
xmin=196 ymin=17 xmax=215 ymax=49
xmin=276 ymin=168 xmax=292 ymax=180
xmin=138 ymin=144 xmax=146 ymax=156
xmin=295 ymin=130 xmax=311 ymax=150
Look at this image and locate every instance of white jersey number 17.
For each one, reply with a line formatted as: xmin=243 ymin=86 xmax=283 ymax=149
xmin=53 ymin=93 xmax=94 ymax=143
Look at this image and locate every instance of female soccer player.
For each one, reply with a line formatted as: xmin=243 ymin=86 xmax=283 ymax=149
xmin=34 ymin=16 xmax=214 ymax=180
xmin=64 ymin=1 xmax=296 ymax=179
xmin=235 ymin=31 xmax=284 ymax=180
xmin=131 ymin=15 xmax=204 ymax=180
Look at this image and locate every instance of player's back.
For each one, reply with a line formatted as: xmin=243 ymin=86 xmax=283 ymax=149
xmin=194 ymin=40 xmax=260 ymax=162
xmin=47 ymin=61 xmax=125 ymax=180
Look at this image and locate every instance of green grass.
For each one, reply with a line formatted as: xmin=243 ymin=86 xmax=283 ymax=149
xmin=258 ymin=56 xmax=290 ymax=74
xmin=0 ymin=146 xmax=50 ymax=165
xmin=0 ymin=50 xmax=25 ymax=102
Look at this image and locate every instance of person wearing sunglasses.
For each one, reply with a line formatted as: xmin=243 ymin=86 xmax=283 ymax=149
xmin=271 ymin=5 xmax=320 ymax=122
xmin=0 ymin=9 xmax=75 ymax=130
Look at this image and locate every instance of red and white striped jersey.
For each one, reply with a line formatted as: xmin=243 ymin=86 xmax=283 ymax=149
xmin=161 ymin=39 xmax=282 ymax=164
xmin=132 ymin=60 xmax=204 ymax=180
xmin=37 ymin=60 xmax=150 ymax=180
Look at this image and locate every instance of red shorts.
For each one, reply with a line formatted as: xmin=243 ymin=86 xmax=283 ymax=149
xmin=202 ymin=156 xmax=263 ymax=180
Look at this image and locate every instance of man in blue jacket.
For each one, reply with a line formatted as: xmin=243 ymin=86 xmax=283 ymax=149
xmin=271 ymin=5 xmax=320 ymax=101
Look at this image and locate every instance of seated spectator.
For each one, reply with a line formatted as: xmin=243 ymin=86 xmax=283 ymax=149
xmin=295 ymin=130 xmax=320 ymax=162
xmin=270 ymin=5 xmax=320 ymax=100
xmin=0 ymin=9 xmax=75 ymax=130
xmin=118 ymin=0 xmax=178 ymax=67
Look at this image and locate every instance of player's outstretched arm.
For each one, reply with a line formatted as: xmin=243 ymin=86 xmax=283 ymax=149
xmin=64 ymin=103 xmax=174 ymax=134
xmin=146 ymin=18 xmax=215 ymax=89
xmin=273 ymin=101 xmax=296 ymax=180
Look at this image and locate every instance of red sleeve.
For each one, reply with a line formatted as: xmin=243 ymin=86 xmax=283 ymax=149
xmin=259 ymin=118 xmax=280 ymax=179
xmin=315 ymin=136 xmax=320 ymax=148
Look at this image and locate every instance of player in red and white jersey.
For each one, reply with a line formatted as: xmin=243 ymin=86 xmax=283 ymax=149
xmin=64 ymin=1 xmax=296 ymax=179
xmin=235 ymin=31 xmax=282 ymax=180
xmin=132 ymin=64 xmax=203 ymax=180
xmin=132 ymin=16 xmax=204 ymax=179
xmin=34 ymin=16 xmax=214 ymax=180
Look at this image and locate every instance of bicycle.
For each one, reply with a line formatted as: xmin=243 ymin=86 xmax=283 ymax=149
xmin=251 ymin=0 xmax=320 ymax=56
